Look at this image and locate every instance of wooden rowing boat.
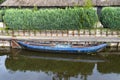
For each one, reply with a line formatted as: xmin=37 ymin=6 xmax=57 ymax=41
xmin=17 ymin=41 xmax=107 ymax=54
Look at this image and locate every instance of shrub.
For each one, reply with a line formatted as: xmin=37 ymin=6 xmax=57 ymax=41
xmin=100 ymin=7 xmax=120 ymax=30
xmin=0 ymin=8 xmax=6 ymax=22
xmin=0 ymin=0 xmax=5 ymax=4
xmin=0 ymin=10 xmax=3 ymax=22
xmin=3 ymin=8 xmax=98 ymax=30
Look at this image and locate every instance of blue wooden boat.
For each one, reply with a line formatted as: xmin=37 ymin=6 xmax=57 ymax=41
xmin=17 ymin=41 xmax=107 ymax=54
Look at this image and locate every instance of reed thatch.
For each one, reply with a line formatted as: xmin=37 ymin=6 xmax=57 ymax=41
xmin=1 ymin=0 xmax=120 ymax=7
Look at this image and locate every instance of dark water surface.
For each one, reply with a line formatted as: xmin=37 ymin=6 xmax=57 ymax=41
xmin=0 ymin=48 xmax=120 ymax=80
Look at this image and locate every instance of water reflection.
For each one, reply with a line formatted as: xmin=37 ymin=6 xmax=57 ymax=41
xmin=0 ymin=48 xmax=120 ymax=80
xmin=6 ymin=49 xmax=96 ymax=80
xmin=98 ymin=54 xmax=120 ymax=73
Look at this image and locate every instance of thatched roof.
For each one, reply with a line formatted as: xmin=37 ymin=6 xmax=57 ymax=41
xmin=1 ymin=0 xmax=120 ymax=7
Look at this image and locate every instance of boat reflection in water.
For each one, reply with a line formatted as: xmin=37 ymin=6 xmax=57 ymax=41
xmin=0 ymin=49 xmax=120 ymax=80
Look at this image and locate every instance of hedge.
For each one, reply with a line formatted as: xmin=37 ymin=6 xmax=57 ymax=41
xmin=0 ymin=10 xmax=3 ymax=22
xmin=3 ymin=8 xmax=98 ymax=30
xmin=0 ymin=8 xmax=6 ymax=21
xmin=100 ymin=7 xmax=120 ymax=30
xmin=0 ymin=0 xmax=5 ymax=4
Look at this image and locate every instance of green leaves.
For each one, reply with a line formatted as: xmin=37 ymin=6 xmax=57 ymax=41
xmin=0 ymin=0 xmax=5 ymax=4
xmin=0 ymin=10 xmax=3 ymax=21
xmin=3 ymin=8 xmax=98 ymax=30
xmin=100 ymin=7 xmax=120 ymax=30
xmin=84 ymin=0 xmax=93 ymax=8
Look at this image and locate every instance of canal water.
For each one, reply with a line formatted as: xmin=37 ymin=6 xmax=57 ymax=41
xmin=0 ymin=48 xmax=120 ymax=80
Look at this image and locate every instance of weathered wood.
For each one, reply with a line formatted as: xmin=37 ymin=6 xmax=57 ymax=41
xmin=1 ymin=0 xmax=120 ymax=7
xmin=11 ymin=39 xmax=21 ymax=48
xmin=0 ymin=29 xmax=120 ymax=48
xmin=0 ymin=36 xmax=120 ymax=43
xmin=0 ymin=29 xmax=120 ymax=37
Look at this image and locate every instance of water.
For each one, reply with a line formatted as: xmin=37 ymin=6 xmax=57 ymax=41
xmin=0 ymin=48 xmax=120 ymax=80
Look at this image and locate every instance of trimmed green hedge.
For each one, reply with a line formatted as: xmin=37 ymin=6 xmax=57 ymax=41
xmin=0 ymin=10 xmax=3 ymax=22
xmin=3 ymin=8 xmax=98 ymax=30
xmin=0 ymin=9 xmax=5 ymax=22
xmin=100 ymin=7 xmax=120 ymax=30
xmin=0 ymin=0 xmax=5 ymax=4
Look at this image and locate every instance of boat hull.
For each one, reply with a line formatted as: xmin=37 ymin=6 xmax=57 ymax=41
xmin=17 ymin=41 xmax=107 ymax=54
